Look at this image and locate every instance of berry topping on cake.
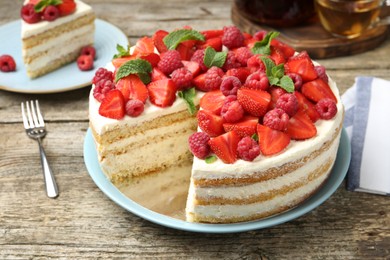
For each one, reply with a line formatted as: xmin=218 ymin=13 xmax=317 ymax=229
xmin=190 ymin=49 xmax=207 ymax=72
xmin=116 ymin=75 xmax=149 ymax=103
xmin=222 ymin=25 xmax=245 ymax=49
xmin=263 ymin=108 xmax=289 ymax=131
xmin=244 ymin=71 xmax=269 ymax=90
xmin=287 ymin=73 xmax=303 ymax=90
xmin=21 ymin=0 xmax=76 ymax=23
xmin=21 ymin=4 xmax=41 ymax=24
xmin=77 ymin=55 xmax=93 ymax=71
xmin=276 ymin=93 xmax=298 ymax=117
xmin=208 ymin=131 xmax=240 ymax=164
xmin=57 ymin=0 xmax=76 ymax=16
xmin=171 ymin=67 xmax=193 ymax=90
xmin=225 ymin=67 xmax=251 ymax=84
xmin=301 ymin=78 xmax=337 ymax=103
xmin=221 ymin=100 xmax=244 ymax=123
xmin=286 ymin=110 xmax=317 ymax=140
xmin=200 ymin=90 xmax=226 ymax=115
xmin=188 ymin=132 xmax=211 ymax=159
xmin=315 ymin=65 xmax=329 ymax=83
xmin=202 ymin=66 xmax=224 ymax=92
xmin=315 ymin=98 xmax=338 ymax=120
xmin=0 ymin=55 xmax=16 ymax=72
xmin=197 ymin=110 xmax=224 ymax=137
xmin=220 ymin=76 xmax=241 ymax=96
xmin=237 ymin=136 xmax=261 ymax=161
xmin=125 ymin=99 xmax=144 ymax=117
xmin=257 ymin=124 xmax=290 ymax=156
xmin=93 ymin=68 xmax=113 ymax=84
xmin=43 ymin=5 xmax=60 ymax=21
xmin=237 ymin=88 xmax=271 ymax=117
xmin=148 ymin=79 xmax=177 ymax=107
xmin=81 ymin=46 xmax=96 ymax=60
xmin=98 ymin=90 xmax=126 ymax=119
xmin=157 ymin=50 xmax=183 ymax=75
xmin=223 ymin=116 xmax=258 ymax=138
xmin=285 ymin=51 xmax=318 ymax=82
xmin=234 ymin=47 xmax=253 ymax=67
xmin=93 ymin=78 xmax=116 ymax=102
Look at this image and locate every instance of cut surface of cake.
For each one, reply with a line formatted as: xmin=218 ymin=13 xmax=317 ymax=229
xmin=21 ymin=0 xmax=95 ymax=78
xmin=88 ymin=27 xmax=344 ymax=224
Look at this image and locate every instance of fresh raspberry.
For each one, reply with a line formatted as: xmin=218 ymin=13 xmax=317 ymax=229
xmin=80 ymin=46 xmax=96 ymax=60
xmin=222 ymin=25 xmax=245 ymax=49
xmin=190 ymin=49 xmax=207 ymax=72
xmin=220 ymin=100 xmax=244 ymax=123
xmin=93 ymin=79 xmax=116 ymax=102
xmin=203 ymin=66 xmax=224 ymax=91
xmin=287 ymin=73 xmax=303 ymax=90
xmin=237 ymin=136 xmax=260 ymax=161
xmin=244 ymin=71 xmax=269 ymax=90
xmin=20 ymin=4 xmax=41 ymax=24
xmin=188 ymin=132 xmax=211 ymax=159
xmin=224 ymin=95 xmax=237 ymax=105
xmin=170 ymin=67 xmax=193 ymax=90
xmin=222 ymin=51 xmax=241 ymax=71
xmin=77 ymin=55 xmax=94 ymax=71
xmin=220 ymin=76 xmax=242 ymax=96
xmin=253 ymin=30 xmax=268 ymax=41
xmin=157 ymin=50 xmax=183 ymax=75
xmin=315 ymin=65 xmax=329 ymax=83
xmin=125 ymin=99 xmax=144 ymax=117
xmin=315 ymin=98 xmax=337 ymax=120
xmin=234 ymin=47 xmax=253 ymax=66
xmin=247 ymin=55 xmax=266 ymax=72
xmin=276 ymin=93 xmax=298 ymax=117
xmin=92 ymin=68 xmax=113 ymax=85
xmin=0 ymin=55 xmax=16 ymax=72
xmin=43 ymin=5 xmax=60 ymax=21
xmin=263 ymin=108 xmax=290 ymax=131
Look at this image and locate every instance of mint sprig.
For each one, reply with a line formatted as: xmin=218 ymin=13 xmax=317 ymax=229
xmin=178 ymin=87 xmax=197 ymax=115
xmin=113 ymin=44 xmax=131 ymax=59
xmin=203 ymin=47 xmax=227 ymax=68
xmin=251 ymin=31 xmax=280 ymax=55
xmin=114 ymin=59 xmax=152 ymax=84
xmin=34 ymin=0 xmax=62 ymax=13
xmin=163 ymin=29 xmax=205 ymax=50
xmin=261 ymin=56 xmax=294 ymax=93
xmin=205 ymin=155 xmax=217 ymax=164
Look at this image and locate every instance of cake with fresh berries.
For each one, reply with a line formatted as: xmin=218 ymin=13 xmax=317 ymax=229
xmin=88 ymin=26 xmax=344 ymax=223
xmin=21 ymin=0 xmax=95 ymax=78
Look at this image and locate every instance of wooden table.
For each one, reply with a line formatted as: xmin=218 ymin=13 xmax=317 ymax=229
xmin=1 ymin=0 xmax=390 ymax=258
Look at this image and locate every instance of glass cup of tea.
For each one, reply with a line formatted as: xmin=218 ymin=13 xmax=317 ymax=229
xmin=315 ymin=0 xmax=390 ymax=39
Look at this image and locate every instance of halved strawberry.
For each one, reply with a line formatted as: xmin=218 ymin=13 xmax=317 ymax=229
xmin=226 ymin=67 xmax=251 ymax=84
xmin=268 ymin=86 xmax=287 ymax=109
xmin=208 ymin=131 xmax=240 ymax=164
xmin=57 ymin=0 xmax=76 ymax=16
xmin=285 ymin=51 xmax=318 ymax=82
xmin=138 ymin=53 xmax=160 ymax=68
xmin=197 ymin=109 xmax=224 ymax=137
xmin=182 ymin=60 xmax=201 ymax=78
xmin=270 ymin=46 xmax=286 ymax=65
xmin=176 ymin=40 xmax=196 ymax=61
xmin=257 ymin=124 xmax=290 ymax=156
xmin=116 ymin=75 xmax=149 ymax=103
xmin=193 ymin=73 xmax=206 ymax=91
xmin=271 ymin=39 xmax=295 ymax=59
xmin=112 ymin=56 xmax=136 ymax=69
xmin=200 ymin=90 xmax=226 ymax=115
xmin=223 ymin=116 xmax=258 ymax=137
xmin=245 ymin=37 xmax=257 ymax=49
xmin=237 ymin=88 xmax=271 ymax=117
xmin=196 ymin=38 xmax=223 ymax=52
xmin=98 ymin=89 xmax=125 ymax=119
xmin=132 ymin=37 xmax=155 ymax=56
xmin=201 ymin=29 xmax=224 ymax=40
xmin=286 ymin=110 xmax=317 ymax=140
xmin=294 ymin=91 xmax=320 ymax=122
xmin=301 ymin=78 xmax=337 ymax=104
xmin=148 ymin=79 xmax=177 ymax=107
xmin=152 ymin=30 xmax=169 ymax=53
xmin=151 ymin=67 xmax=168 ymax=81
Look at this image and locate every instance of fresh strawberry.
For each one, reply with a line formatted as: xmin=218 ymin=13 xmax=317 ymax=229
xmin=176 ymin=40 xmax=196 ymax=61
xmin=270 ymin=46 xmax=286 ymax=65
xmin=182 ymin=60 xmax=201 ymax=78
xmin=196 ymin=38 xmax=223 ymax=52
xmin=148 ymin=79 xmax=177 ymax=107
xmin=237 ymin=88 xmax=271 ymax=117
xmin=301 ymin=78 xmax=337 ymax=103
xmin=28 ymin=0 xmax=40 ymax=4
xmin=151 ymin=67 xmax=168 ymax=81
xmin=138 ymin=53 xmax=160 ymax=67
xmin=116 ymin=75 xmax=149 ymax=103
xmin=268 ymin=86 xmax=287 ymax=109
xmin=223 ymin=116 xmax=258 ymax=138
xmin=112 ymin=56 xmax=135 ymax=69
xmin=200 ymin=90 xmax=226 ymax=115
xmin=57 ymin=0 xmax=76 ymax=16
xmin=201 ymin=29 xmax=224 ymax=40
xmin=152 ymin=30 xmax=169 ymax=53
xmin=257 ymin=124 xmax=290 ymax=156
xmin=245 ymin=37 xmax=257 ymax=49
xmin=208 ymin=131 xmax=240 ymax=164
xmin=294 ymin=91 xmax=320 ymax=122
xmin=193 ymin=73 xmax=206 ymax=91
xmin=197 ymin=110 xmax=224 ymax=137
xmin=271 ymin=39 xmax=295 ymax=59
xmin=285 ymin=51 xmax=318 ymax=82
xmin=225 ymin=67 xmax=251 ymax=84
xmin=98 ymin=89 xmax=125 ymax=119
xmin=132 ymin=37 xmax=155 ymax=56
xmin=286 ymin=110 xmax=317 ymax=140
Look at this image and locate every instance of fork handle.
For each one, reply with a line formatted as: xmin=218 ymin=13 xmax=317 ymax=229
xmin=37 ymin=138 xmax=59 ymax=198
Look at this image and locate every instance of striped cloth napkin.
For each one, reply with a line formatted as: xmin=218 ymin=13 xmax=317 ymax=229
xmin=342 ymin=77 xmax=390 ymax=196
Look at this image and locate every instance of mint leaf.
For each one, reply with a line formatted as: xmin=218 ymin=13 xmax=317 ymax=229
xmin=203 ymin=47 xmax=227 ymax=68
xmin=205 ymin=155 xmax=217 ymax=164
xmin=260 ymin=56 xmax=294 ymax=93
xmin=251 ymin=31 xmax=280 ymax=55
xmin=251 ymin=133 xmax=258 ymax=142
xmin=163 ymin=29 xmax=205 ymax=50
xmin=113 ymin=44 xmax=131 ymax=59
xmin=272 ymin=64 xmax=285 ymax=79
xmin=137 ymin=72 xmax=151 ymax=85
xmin=275 ymin=75 xmax=295 ymax=93
xmin=34 ymin=0 xmax=62 ymax=13
xmin=178 ymin=87 xmax=197 ymax=115
xmin=115 ymin=59 xmax=152 ymax=83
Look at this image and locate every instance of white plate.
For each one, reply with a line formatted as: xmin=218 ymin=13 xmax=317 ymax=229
xmin=0 ymin=19 xmax=128 ymax=93
xmin=84 ymin=128 xmax=351 ymax=233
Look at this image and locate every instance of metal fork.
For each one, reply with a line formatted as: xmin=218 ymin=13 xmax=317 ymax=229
xmin=21 ymin=100 xmax=59 ymax=198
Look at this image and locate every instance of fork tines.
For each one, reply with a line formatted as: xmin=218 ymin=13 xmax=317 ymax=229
xmin=21 ymin=100 xmax=45 ymax=129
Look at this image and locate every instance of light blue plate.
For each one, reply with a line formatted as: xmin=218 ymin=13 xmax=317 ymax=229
xmin=0 ymin=19 xmax=128 ymax=93
xmin=83 ymin=128 xmax=351 ymax=233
